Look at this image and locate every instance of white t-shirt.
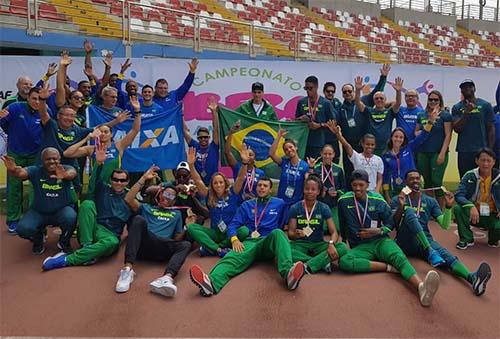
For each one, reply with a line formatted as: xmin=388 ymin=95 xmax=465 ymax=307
xmin=349 ymin=150 xmax=384 ymax=191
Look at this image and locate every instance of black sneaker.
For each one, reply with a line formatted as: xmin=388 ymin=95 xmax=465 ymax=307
xmin=472 ymin=262 xmax=492 ymax=296
xmin=57 ymin=241 xmax=73 ymax=254
xmin=456 ymin=241 xmax=474 ymax=250
xmin=32 ymin=242 xmax=45 ymax=255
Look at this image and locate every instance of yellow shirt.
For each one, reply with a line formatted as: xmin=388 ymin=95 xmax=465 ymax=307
xmin=477 ymin=176 xmax=496 ymax=211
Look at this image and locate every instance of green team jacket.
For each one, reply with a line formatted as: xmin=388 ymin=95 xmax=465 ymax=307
xmin=235 ymin=99 xmax=278 ymax=121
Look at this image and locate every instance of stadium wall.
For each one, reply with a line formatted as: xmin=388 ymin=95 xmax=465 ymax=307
xmin=381 ymin=7 xmax=456 ymax=27
xmin=302 ymin=0 xmax=381 ymax=17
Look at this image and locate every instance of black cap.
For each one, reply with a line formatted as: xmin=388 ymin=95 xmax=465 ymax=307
xmin=350 ymin=169 xmax=370 ymax=183
xmin=252 ymin=82 xmax=264 ymax=92
xmin=197 ymin=127 xmax=210 ymax=137
xmin=459 ymin=79 xmax=475 ymax=88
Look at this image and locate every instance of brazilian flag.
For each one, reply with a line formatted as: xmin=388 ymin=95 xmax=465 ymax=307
xmin=218 ymin=107 xmax=309 ymax=179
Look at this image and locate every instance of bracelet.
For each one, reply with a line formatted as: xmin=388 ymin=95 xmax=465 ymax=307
xmin=230 ymin=236 xmax=238 ymax=243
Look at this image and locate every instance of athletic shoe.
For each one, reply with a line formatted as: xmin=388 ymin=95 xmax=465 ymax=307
xmin=456 ymin=241 xmax=474 ymax=250
xmin=471 ymin=262 xmax=491 ymax=296
xmin=32 ymin=241 xmax=45 ymax=255
xmin=218 ymin=248 xmax=231 ymax=258
xmin=7 ymin=221 xmax=17 ymax=235
xmin=286 ymin=261 xmax=305 ymax=291
xmin=57 ymin=241 xmax=73 ymax=254
xmin=150 ymin=276 xmax=177 ymax=297
xmin=323 ymin=263 xmax=332 ymax=274
xmin=189 ymin=264 xmax=214 ymax=297
xmin=418 ymin=270 xmax=440 ymax=307
xmin=115 ymin=267 xmax=135 ymax=293
xmin=427 ymin=249 xmax=445 ymax=267
xmin=487 ymin=241 xmax=499 ymax=248
xmin=82 ymin=258 xmax=97 ymax=266
xmin=42 ymin=252 xmax=67 ymax=271
xmin=199 ymin=246 xmax=214 ymax=257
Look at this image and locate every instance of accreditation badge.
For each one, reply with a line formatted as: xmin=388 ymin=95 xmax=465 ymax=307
xmin=347 ymin=118 xmax=356 ymax=128
xmin=285 ymin=186 xmax=295 ymax=198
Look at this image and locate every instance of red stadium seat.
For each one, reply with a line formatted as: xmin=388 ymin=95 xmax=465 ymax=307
xmin=39 ymin=3 xmax=65 ymax=21
xmin=10 ymin=0 xmax=28 ymax=16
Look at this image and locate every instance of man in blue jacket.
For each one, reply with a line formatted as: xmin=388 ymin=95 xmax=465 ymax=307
xmin=454 ymin=148 xmax=499 ymax=249
xmin=189 ymin=177 xmax=305 ymax=296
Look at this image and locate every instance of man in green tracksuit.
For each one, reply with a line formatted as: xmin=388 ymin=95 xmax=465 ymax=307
xmin=453 ymin=148 xmax=500 ymax=249
xmin=288 ymin=175 xmax=348 ymax=274
xmin=189 ymin=177 xmax=305 ymax=296
xmin=235 ymin=82 xmax=278 ymax=121
xmin=42 ymin=143 xmax=132 ymax=270
xmin=338 ymin=170 xmax=441 ymax=307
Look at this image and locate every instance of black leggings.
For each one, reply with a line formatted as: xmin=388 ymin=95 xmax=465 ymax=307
xmin=124 ymin=215 xmax=190 ymax=277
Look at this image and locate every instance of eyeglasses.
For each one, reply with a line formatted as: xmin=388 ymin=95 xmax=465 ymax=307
xmin=325 ymin=90 xmax=335 ymax=94
xmin=405 ymin=94 xmax=418 ymax=98
xmin=198 ymin=136 xmax=209 ymax=139
xmin=342 ymin=90 xmax=353 ymax=94
xmin=111 ymin=177 xmax=128 ymax=183
xmin=303 ymin=86 xmax=314 ymax=91
xmin=428 ymin=98 xmax=440 ymax=102
xmin=374 ymin=97 xmax=385 ymax=101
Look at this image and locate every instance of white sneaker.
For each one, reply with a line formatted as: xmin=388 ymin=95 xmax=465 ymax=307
xmin=149 ymin=275 xmax=177 ymax=297
xmin=115 ymin=267 xmax=135 ymax=293
xmin=418 ymin=270 xmax=440 ymax=307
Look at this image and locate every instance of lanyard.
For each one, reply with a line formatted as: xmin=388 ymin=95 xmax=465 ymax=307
xmin=307 ymin=96 xmax=319 ymax=121
xmin=217 ymin=197 xmax=227 ymax=222
xmin=353 ymin=195 xmax=369 ymax=228
xmin=407 ymin=192 xmax=422 ymax=217
xmin=395 ymin=152 xmax=401 ymax=178
xmin=253 ymin=102 xmax=264 ymax=116
xmin=321 ymin=164 xmax=335 ymax=187
xmin=303 ymin=200 xmax=317 ymax=225
xmin=286 ymin=161 xmax=300 ymax=187
xmin=363 ymin=154 xmax=372 ymax=167
xmin=254 ymin=200 xmax=270 ymax=231
xmin=245 ymin=167 xmax=256 ymax=193
xmin=343 ymin=104 xmax=356 ymax=121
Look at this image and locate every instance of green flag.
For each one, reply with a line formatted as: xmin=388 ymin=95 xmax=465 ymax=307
xmin=218 ymin=106 xmax=309 ymax=179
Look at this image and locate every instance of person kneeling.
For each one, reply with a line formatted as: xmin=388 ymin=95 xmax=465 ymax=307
xmin=115 ymin=166 xmax=191 ymax=297
xmin=2 ymin=147 xmax=77 ymax=255
xmin=43 ymin=143 xmax=132 ymax=270
xmin=189 ymin=177 xmax=305 ymax=296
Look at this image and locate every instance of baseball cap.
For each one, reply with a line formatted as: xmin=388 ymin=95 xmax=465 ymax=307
xmin=459 ymin=79 xmax=475 ymax=88
xmin=176 ymin=161 xmax=190 ymax=173
xmin=252 ymin=82 xmax=264 ymax=91
xmin=350 ymin=169 xmax=370 ymax=183
xmin=197 ymin=127 xmax=210 ymax=137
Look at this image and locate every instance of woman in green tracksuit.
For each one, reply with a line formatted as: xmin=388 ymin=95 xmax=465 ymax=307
xmin=288 ymin=175 xmax=348 ymax=274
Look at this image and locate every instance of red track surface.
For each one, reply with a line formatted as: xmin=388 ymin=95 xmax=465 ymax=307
xmin=1 ymin=215 xmax=498 ymax=338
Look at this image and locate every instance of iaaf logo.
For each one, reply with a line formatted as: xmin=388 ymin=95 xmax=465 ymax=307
xmin=114 ymin=125 xmax=180 ymax=149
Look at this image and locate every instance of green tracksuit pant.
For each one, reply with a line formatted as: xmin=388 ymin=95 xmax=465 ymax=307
xmin=209 ymin=229 xmax=293 ymax=293
xmin=291 ymin=240 xmax=348 ymax=273
xmin=453 ymin=204 xmax=500 ymax=244
xmin=66 ymin=200 xmax=120 ymax=266
xmin=187 ymin=223 xmax=250 ymax=253
xmin=6 ymin=151 xmax=35 ymax=223
xmin=339 ymin=237 xmax=417 ymax=280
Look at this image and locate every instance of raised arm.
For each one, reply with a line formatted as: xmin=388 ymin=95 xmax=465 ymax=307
xmin=56 ymin=51 xmax=72 ymax=108
xmin=208 ymin=97 xmax=219 ymax=146
xmin=233 ymin=144 xmax=250 ymax=195
xmin=125 ymin=165 xmax=160 ymax=213
xmin=175 ymin=58 xmax=198 ymax=101
xmin=2 ymin=155 xmax=29 ymax=180
xmin=63 ymin=128 xmax=100 ymax=158
xmin=390 ymin=76 xmax=403 ymax=113
xmin=224 ymin=121 xmax=240 ymax=168
xmin=36 ymin=62 xmax=58 ymax=88
xmin=83 ymin=39 xmax=93 ymax=74
xmin=187 ymin=146 xmax=208 ymax=197
xmin=362 ymin=64 xmax=390 ymax=106
xmin=354 ymin=76 xmax=367 ymax=113
xmin=38 ymin=82 xmax=52 ymax=125
xmin=115 ymin=96 xmax=141 ymax=154
xmin=105 ymin=110 xmax=131 ymax=129
xmin=327 ymin=120 xmax=353 ymax=158
xmin=182 ymin=118 xmax=193 ymax=145
xmin=100 ymin=52 xmax=112 ymax=88
xmin=269 ymin=128 xmax=287 ymax=165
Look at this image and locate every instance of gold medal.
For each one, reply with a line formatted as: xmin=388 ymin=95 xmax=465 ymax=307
xmin=251 ymin=230 xmax=260 ymax=239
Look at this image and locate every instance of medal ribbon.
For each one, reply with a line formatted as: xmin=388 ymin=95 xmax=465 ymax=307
xmin=321 ymin=164 xmax=335 ymax=187
xmin=408 ymin=192 xmax=422 ymax=217
xmin=245 ymin=167 xmax=256 ymax=193
xmin=254 ymin=200 xmax=270 ymax=231
xmin=303 ymin=200 xmax=317 ymax=225
xmin=307 ymin=96 xmax=319 ymax=121
xmin=353 ymin=195 xmax=369 ymax=228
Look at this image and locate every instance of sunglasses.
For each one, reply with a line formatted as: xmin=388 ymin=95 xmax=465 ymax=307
xmin=303 ymin=86 xmax=314 ymax=91
xmin=374 ymin=97 xmax=385 ymax=101
xmin=325 ymin=90 xmax=335 ymax=94
xmin=342 ymin=90 xmax=352 ymax=94
xmin=428 ymin=98 xmax=440 ymax=102
xmin=111 ymin=177 xmax=128 ymax=183
xmin=198 ymin=136 xmax=209 ymax=139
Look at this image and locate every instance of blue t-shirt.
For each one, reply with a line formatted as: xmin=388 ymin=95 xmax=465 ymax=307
xmin=295 ymin=96 xmax=335 ymax=147
xmin=139 ymin=203 xmax=183 ymax=240
xmin=40 ymin=118 xmax=93 ymax=167
xmin=209 ymin=188 xmax=241 ymax=232
xmin=232 ymin=162 xmax=265 ymax=200
xmin=189 ymin=139 xmax=219 ymax=185
xmin=452 ymin=98 xmax=495 ymax=152
xmin=153 ymin=72 xmax=194 ymax=110
xmin=365 ymin=107 xmax=396 ymax=152
xmin=416 ymin=110 xmax=452 ymax=153
xmin=139 ymin=101 xmax=163 ymax=118
xmin=27 ymin=165 xmax=75 ymax=214
xmin=289 ymin=200 xmax=332 ymax=242
xmin=277 ymin=157 xmax=309 ymax=206
xmin=397 ymin=106 xmax=424 ymax=140
xmin=1 ymin=102 xmax=42 ymax=155
xmin=391 ymin=193 xmax=442 ymax=241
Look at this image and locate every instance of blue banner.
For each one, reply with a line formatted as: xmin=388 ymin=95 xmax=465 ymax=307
xmin=87 ymin=105 xmax=185 ymax=172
